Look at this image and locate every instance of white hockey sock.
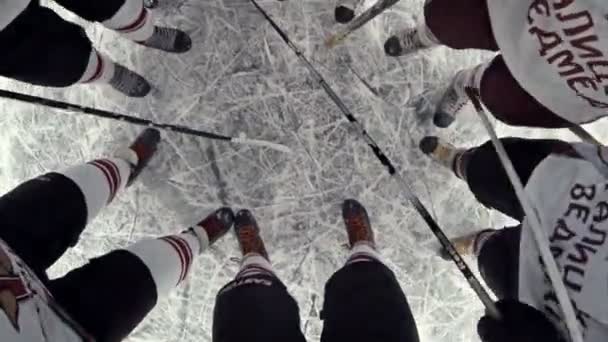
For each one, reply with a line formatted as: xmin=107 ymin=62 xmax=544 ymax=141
xmin=473 ymin=230 xmax=497 ymax=257
xmin=126 ymin=231 xmax=202 ymax=297
xmin=347 ymin=242 xmax=381 ymax=265
xmin=453 ymin=61 xmax=491 ymax=94
xmin=77 ymin=50 xmax=116 ymax=84
xmin=236 ymin=254 xmax=274 ymax=279
xmin=417 ymin=22 xmax=440 ymax=47
xmin=103 ymin=0 xmax=154 ymax=42
xmin=60 ymin=158 xmax=131 ymax=222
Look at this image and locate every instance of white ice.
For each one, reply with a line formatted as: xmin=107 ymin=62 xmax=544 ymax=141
xmin=1 ymin=0 xmax=607 ymax=341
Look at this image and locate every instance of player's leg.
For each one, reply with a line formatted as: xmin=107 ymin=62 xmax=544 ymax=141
xmin=0 ymin=4 xmax=150 ymax=97
xmin=51 ymin=0 xmax=191 ymax=53
xmin=440 ymin=225 xmax=522 ymax=299
xmin=419 ymin=136 xmax=571 ymax=221
xmin=0 ymin=128 xmax=160 ymax=280
xmin=432 ymin=56 xmax=573 ymax=128
xmin=321 ymin=199 xmax=420 ymax=342
xmin=213 ymin=210 xmax=306 ymax=342
xmin=47 ymin=208 xmax=234 ymax=342
xmin=384 ymin=0 xmax=497 ymax=57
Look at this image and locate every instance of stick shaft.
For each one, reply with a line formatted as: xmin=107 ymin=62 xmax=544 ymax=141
xmin=569 ymin=125 xmax=602 ymax=146
xmin=0 ymin=89 xmax=232 ymax=141
xmin=326 ymin=0 xmax=400 ymax=47
xmin=251 ymin=0 xmax=500 ymax=317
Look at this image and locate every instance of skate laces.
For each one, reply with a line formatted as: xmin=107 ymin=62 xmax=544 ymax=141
xmin=237 ymin=226 xmax=264 ymax=254
xmin=346 ymin=214 xmax=372 ymax=245
xmin=110 ymin=66 xmax=147 ymax=93
xmin=145 ymin=27 xmax=177 ymax=50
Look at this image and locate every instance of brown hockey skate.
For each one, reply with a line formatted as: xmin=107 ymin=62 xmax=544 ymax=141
xmin=234 ymin=210 xmax=269 ymax=260
xmin=342 ymin=199 xmax=375 ymax=248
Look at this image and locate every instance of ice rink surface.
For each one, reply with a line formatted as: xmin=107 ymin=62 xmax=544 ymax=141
xmin=2 ymin=0 xmax=607 ymax=341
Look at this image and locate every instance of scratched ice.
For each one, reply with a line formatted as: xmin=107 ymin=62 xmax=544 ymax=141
xmin=1 ymin=0 xmax=604 ymax=341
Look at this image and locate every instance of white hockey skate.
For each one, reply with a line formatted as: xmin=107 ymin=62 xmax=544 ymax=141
xmin=433 ymin=71 xmax=471 ymax=128
xmin=384 ymin=27 xmax=435 ymax=57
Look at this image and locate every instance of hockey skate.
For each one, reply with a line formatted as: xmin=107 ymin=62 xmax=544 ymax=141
xmin=419 ymin=136 xmax=464 ymax=173
xmin=439 ymin=229 xmax=495 ymax=261
xmin=116 ymin=128 xmax=161 ymax=186
xmin=141 ymin=27 xmax=192 ymax=53
xmin=234 ymin=210 xmax=269 ymax=260
xmin=195 ymin=208 xmax=235 ymax=245
xmin=384 ymin=27 xmax=435 ymax=57
xmin=334 ymin=0 xmax=357 ymax=23
xmin=342 ymin=199 xmax=375 ymax=248
xmin=335 ymin=5 xmax=355 ymax=23
xmin=109 ymin=64 xmax=151 ymax=98
xmin=433 ymin=71 xmax=471 ymax=128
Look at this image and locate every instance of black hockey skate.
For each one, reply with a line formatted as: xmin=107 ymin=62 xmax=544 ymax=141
xmin=141 ymin=27 xmax=192 ymax=53
xmin=335 ymin=5 xmax=355 ymax=23
xmin=196 ymin=208 xmax=235 ymax=245
xmin=342 ymin=199 xmax=375 ymax=248
xmin=234 ymin=210 xmax=269 ymax=260
xmin=122 ymin=128 xmax=161 ymax=186
xmin=109 ymin=65 xmax=151 ymax=98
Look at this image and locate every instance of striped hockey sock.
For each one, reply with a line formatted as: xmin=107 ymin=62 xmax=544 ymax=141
xmin=126 ymin=230 xmax=203 ymax=297
xmin=60 ymin=158 xmax=131 ymax=222
xmin=346 ymin=242 xmax=381 ymax=265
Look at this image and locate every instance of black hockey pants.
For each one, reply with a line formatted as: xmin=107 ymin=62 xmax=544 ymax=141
xmin=0 ymin=0 xmax=128 ymax=87
xmin=213 ymin=260 xmax=420 ymax=342
xmin=462 ymin=137 xmax=570 ymax=299
xmin=0 ymin=172 xmax=158 ymax=342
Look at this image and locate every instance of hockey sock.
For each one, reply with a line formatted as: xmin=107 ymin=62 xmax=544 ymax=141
xmin=452 ymin=150 xmax=469 ymax=181
xmin=126 ymin=230 xmax=201 ymax=297
xmin=236 ymin=254 xmax=274 ymax=279
xmin=346 ymin=242 xmax=381 ymax=265
xmin=417 ymin=22 xmax=440 ymax=47
xmin=103 ymin=0 xmax=154 ymax=42
xmin=60 ymin=158 xmax=131 ymax=222
xmin=473 ymin=229 xmax=497 ymax=257
xmin=452 ymin=61 xmax=490 ymax=95
xmin=77 ymin=50 xmax=116 ymax=84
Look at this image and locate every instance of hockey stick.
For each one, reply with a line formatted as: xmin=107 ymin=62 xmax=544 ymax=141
xmin=250 ymin=0 xmax=501 ymax=319
xmin=569 ymin=124 xmax=602 ymax=146
xmin=0 ymin=89 xmax=292 ymax=154
xmin=325 ymin=0 xmax=400 ymax=48
xmin=466 ymin=89 xmax=583 ymax=342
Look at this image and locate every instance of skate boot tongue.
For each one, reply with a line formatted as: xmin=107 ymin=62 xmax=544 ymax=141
xmin=342 ymin=199 xmax=375 ymax=248
xmin=234 ymin=210 xmax=269 ymax=260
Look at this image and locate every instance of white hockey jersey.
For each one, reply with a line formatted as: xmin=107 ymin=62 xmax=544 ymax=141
xmin=486 ymin=0 xmax=608 ymax=124
xmin=0 ymin=0 xmax=31 ymax=31
xmin=519 ymin=142 xmax=608 ymax=342
xmin=0 ymin=239 xmax=91 ymax=342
